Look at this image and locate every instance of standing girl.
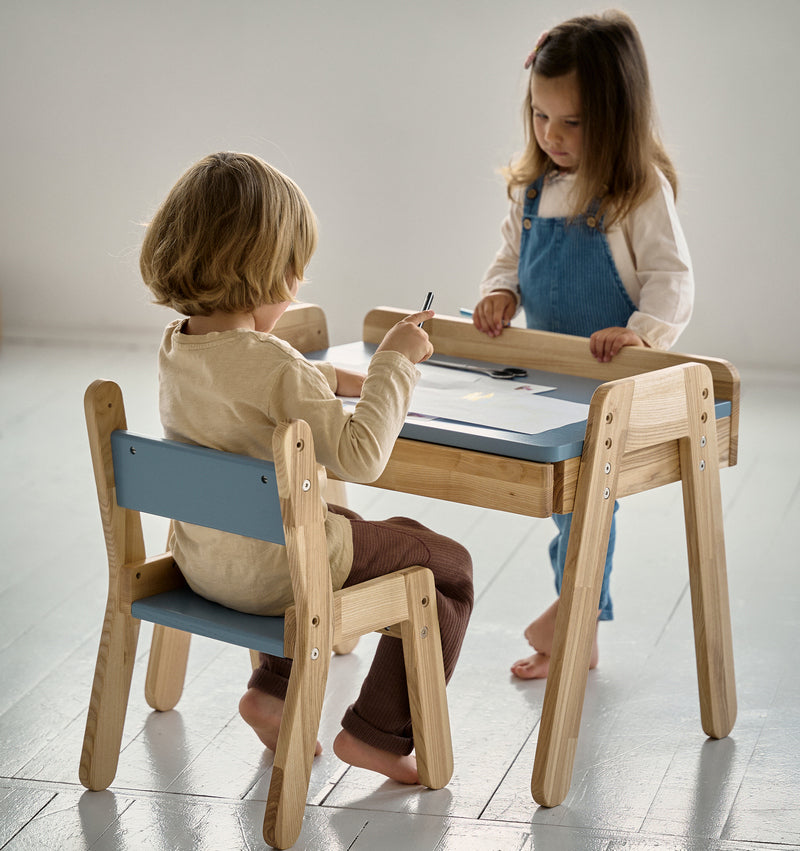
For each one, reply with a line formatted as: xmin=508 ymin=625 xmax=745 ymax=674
xmin=473 ymin=11 xmax=693 ymax=679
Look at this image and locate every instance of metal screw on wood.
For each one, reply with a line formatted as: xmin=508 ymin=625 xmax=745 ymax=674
xmin=603 ymin=487 xmax=611 ymax=499
xmin=700 ymin=436 xmax=707 ymax=447
xmin=310 ymin=648 xmax=319 ymax=660
xmin=420 ymin=627 xmax=428 ymax=638
xmin=302 ymin=479 xmax=311 ymax=491
xmin=699 ymin=460 xmax=706 ymax=471
xmin=604 ymin=462 xmax=611 ymax=474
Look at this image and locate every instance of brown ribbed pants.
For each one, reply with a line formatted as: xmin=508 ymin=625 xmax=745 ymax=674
xmin=248 ymin=504 xmax=474 ymax=755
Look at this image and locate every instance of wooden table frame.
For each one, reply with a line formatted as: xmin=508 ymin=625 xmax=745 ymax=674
xmin=349 ymin=306 xmax=737 ymax=808
xmin=144 ymin=302 xmax=737 ymax=813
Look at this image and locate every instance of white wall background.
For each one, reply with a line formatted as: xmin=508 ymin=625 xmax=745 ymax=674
xmin=1 ymin=0 xmax=798 ymax=371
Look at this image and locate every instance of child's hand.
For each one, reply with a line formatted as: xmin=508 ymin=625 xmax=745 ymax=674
xmin=376 ymin=311 xmax=435 ymax=364
xmin=589 ymin=327 xmax=646 ymax=362
xmin=473 ymin=291 xmax=516 ymax=337
xmin=334 ymin=368 xmax=365 ymax=397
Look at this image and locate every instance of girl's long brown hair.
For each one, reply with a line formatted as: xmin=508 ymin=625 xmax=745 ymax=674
xmin=507 ymin=10 xmax=677 ymax=227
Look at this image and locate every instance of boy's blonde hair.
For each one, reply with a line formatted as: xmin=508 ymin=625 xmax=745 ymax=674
xmin=140 ymin=152 xmax=317 ymax=316
xmin=509 ymin=10 xmax=677 ymax=228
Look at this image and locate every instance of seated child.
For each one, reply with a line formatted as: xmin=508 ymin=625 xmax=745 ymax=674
xmin=139 ymin=151 xmax=474 ymax=784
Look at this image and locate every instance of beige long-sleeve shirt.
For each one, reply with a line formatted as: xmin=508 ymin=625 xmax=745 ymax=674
xmin=158 ymin=318 xmax=418 ymax=615
xmin=480 ymin=169 xmax=694 ymax=350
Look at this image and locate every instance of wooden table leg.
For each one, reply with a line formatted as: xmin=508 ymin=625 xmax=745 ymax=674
xmin=531 ymin=380 xmax=632 ymax=807
xmin=680 ymin=366 xmax=737 ymax=738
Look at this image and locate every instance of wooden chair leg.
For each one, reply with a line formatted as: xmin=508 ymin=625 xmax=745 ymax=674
xmin=144 ymin=625 xmax=191 ymax=711
xmin=263 ymin=623 xmax=332 ymax=849
xmin=79 ymin=606 xmax=140 ymax=791
xmin=82 ymin=379 xmax=145 ymax=792
xmin=531 ymin=381 xmax=631 ymax=808
xmin=680 ymin=367 xmax=737 ymax=739
xmin=144 ymin=521 xmax=192 ymax=711
xmin=400 ymin=566 xmax=453 ymax=789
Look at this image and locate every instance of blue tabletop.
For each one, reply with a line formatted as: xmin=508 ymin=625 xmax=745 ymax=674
xmin=308 ymin=343 xmax=731 ymax=464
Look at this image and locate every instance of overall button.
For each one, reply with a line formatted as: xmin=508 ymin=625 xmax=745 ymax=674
xmin=586 ymin=216 xmax=597 ymax=229
xmin=526 ymin=187 xmax=538 ymax=199
xmin=523 ymin=218 xmax=532 ymax=230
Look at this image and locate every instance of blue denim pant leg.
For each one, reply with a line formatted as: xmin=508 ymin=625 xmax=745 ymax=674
xmin=549 ymin=501 xmax=618 ymax=621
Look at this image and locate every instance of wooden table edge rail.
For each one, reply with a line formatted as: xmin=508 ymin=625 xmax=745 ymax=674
xmin=355 ymin=307 xmax=739 ymax=519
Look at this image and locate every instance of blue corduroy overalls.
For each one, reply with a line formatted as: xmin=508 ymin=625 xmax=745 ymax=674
xmin=518 ymin=175 xmax=635 ymax=620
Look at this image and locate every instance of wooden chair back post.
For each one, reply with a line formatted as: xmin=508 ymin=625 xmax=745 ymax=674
xmin=265 ymin=420 xmax=334 ymax=847
xmin=80 ymin=380 xmax=148 ymax=791
xmin=531 ymin=362 xmax=736 ymax=807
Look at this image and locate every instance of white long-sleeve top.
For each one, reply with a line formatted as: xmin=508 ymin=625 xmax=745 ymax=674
xmin=480 ymin=169 xmax=694 ymax=349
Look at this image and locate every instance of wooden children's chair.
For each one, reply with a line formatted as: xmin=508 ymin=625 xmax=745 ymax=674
xmin=79 ymin=379 xmax=453 ymax=849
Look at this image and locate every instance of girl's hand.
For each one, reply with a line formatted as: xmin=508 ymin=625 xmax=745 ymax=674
xmin=589 ymin=327 xmax=646 ymax=362
xmin=334 ymin=368 xmax=365 ymax=397
xmin=473 ymin=291 xmax=516 ymax=337
xmin=376 ymin=311 xmax=435 ymax=364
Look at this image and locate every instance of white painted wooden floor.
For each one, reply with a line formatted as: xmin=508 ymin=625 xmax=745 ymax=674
xmin=1 ymin=336 xmax=799 ymax=851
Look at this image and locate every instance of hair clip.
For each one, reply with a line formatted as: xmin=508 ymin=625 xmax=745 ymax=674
xmin=524 ymin=30 xmax=549 ymax=69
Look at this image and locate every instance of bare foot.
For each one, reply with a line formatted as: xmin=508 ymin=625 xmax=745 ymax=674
xmin=512 ymin=599 xmax=600 ymax=680
xmin=523 ymin=599 xmax=560 ymax=656
xmin=510 ymin=651 xmax=552 ymax=679
xmin=510 ymin=636 xmax=600 ymax=680
xmin=333 ymin=729 xmax=419 ymax=784
xmin=238 ymin=688 xmax=322 ymax=756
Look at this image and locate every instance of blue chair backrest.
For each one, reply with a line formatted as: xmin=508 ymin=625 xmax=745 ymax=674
xmin=110 ymin=430 xmax=285 ymax=545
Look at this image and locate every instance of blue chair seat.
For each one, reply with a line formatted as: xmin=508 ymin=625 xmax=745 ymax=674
xmin=131 ymin=587 xmax=286 ymax=656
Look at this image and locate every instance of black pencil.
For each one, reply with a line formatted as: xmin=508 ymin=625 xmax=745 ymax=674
xmin=419 ymin=291 xmax=434 ymax=325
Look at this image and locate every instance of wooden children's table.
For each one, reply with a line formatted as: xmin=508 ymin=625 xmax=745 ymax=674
xmin=298 ymin=304 xmax=738 ymax=809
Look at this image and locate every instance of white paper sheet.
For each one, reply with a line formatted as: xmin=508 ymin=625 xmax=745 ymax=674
xmin=411 ymin=369 xmax=588 ymax=434
xmin=341 ymin=361 xmax=589 ymax=436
